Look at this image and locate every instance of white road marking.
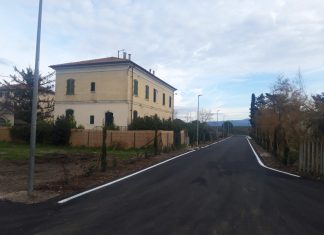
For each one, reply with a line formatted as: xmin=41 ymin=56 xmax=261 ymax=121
xmin=58 ymin=137 xmax=233 ymax=204
xmin=58 ymin=150 xmax=196 ymax=204
xmin=246 ymin=137 xmax=300 ymax=178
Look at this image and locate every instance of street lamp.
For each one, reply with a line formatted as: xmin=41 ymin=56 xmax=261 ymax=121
xmin=28 ymin=0 xmax=43 ymax=195
xmin=216 ymin=110 xmax=220 ymax=139
xmin=197 ymin=94 xmax=202 ymax=147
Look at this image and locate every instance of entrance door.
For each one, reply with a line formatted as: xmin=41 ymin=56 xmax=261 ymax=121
xmin=105 ymin=111 xmax=114 ymax=126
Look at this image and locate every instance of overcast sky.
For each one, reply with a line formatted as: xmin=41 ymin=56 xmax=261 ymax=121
xmin=0 ymin=0 xmax=323 ymax=121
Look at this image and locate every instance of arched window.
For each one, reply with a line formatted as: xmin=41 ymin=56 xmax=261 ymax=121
xmin=105 ymin=111 xmax=114 ymax=126
xmin=65 ymin=109 xmax=74 ymax=117
xmin=133 ymin=79 xmax=138 ymax=96
xmin=66 ymin=79 xmax=75 ymax=95
xmin=133 ymin=110 xmax=138 ymax=120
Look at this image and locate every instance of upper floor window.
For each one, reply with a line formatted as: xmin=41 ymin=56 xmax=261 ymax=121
xmin=133 ymin=79 xmax=138 ymax=96
xmin=90 ymin=82 xmax=95 ymax=92
xmin=66 ymin=109 xmax=74 ymax=117
xmin=169 ymin=96 xmax=172 ymax=108
xmin=163 ymin=93 xmax=166 ymax=105
xmin=66 ymin=79 xmax=75 ymax=95
xmin=145 ymin=85 xmax=149 ymax=99
xmin=153 ymin=89 xmax=158 ymax=103
xmin=90 ymin=115 xmax=94 ymax=124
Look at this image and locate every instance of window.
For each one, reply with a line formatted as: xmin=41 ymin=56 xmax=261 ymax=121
xmin=0 ymin=118 xmax=6 ymax=126
xmin=66 ymin=79 xmax=75 ymax=95
xmin=163 ymin=93 xmax=165 ymax=105
xmin=169 ymin=96 xmax=172 ymax=108
xmin=133 ymin=79 xmax=138 ymax=96
xmin=90 ymin=82 xmax=95 ymax=92
xmin=153 ymin=89 xmax=158 ymax=103
xmin=145 ymin=85 xmax=149 ymax=99
xmin=65 ymin=109 xmax=74 ymax=117
xmin=133 ymin=110 xmax=138 ymax=119
xmin=90 ymin=115 xmax=94 ymax=124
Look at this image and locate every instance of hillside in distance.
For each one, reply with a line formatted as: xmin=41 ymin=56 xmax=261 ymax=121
xmin=208 ymin=118 xmax=251 ymax=127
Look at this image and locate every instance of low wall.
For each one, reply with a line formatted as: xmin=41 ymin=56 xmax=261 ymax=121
xmin=70 ymin=129 xmax=175 ymax=149
xmin=0 ymin=127 xmax=11 ymax=142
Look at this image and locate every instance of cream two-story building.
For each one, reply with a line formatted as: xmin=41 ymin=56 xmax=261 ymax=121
xmin=50 ymin=56 xmax=176 ymax=129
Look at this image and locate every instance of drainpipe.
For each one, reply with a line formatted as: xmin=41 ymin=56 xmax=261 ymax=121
xmin=130 ymin=66 xmax=134 ymax=123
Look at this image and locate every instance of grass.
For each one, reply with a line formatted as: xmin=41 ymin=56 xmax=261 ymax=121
xmin=0 ymin=141 xmax=151 ymax=160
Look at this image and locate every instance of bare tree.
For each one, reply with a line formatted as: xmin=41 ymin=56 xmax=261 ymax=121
xmin=200 ymin=109 xmax=213 ymax=123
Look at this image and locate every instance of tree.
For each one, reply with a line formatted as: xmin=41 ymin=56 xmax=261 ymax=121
xmin=0 ymin=67 xmax=54 ymax=124
xmin=311 ymin=92 xmax=324 ymax=136
xmin=222 ymin=121 xmax=233 ymax=136
xmin=250 ymin=93 xmax=257 ymax=132
xmin=253 ymin=75 xmax=308 ymax=164
xmin=200 ymin=109 xmax=213 ymax=123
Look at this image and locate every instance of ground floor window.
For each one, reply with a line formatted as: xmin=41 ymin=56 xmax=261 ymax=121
xmin=65 ymin=109 xmax=74 ymax=118
xmin=0 ymin=118 xmax=6 ymax=126
xmin=90 ymin=115 xmax=94 ymax=124
xmin=133 ymin=110 xmax=138 ymax=119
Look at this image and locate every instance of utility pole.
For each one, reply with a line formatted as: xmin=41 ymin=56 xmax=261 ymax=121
xmin=196 ymin=94 xmax=202 ymax=147
xmin=216 ymin=110 xmax=220 ymax=140
xmin=28 ymin=0 xmax=43 ymax=195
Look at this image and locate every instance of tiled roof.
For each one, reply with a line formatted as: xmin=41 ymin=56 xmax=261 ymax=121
xmin=49 ymin=57 xmax=177 ymax=91
xmin=49 ymin=57 xmax=128 ymax=68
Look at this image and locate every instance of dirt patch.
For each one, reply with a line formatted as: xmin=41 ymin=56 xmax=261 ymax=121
xmin=0 ymin=148 xmax=192 ymax=204
xmin=249 ymin=139 xmax=299 ymax=175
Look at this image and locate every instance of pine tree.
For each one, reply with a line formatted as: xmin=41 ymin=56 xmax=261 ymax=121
xmin=0 ymin=67 xmax=54 ymax=124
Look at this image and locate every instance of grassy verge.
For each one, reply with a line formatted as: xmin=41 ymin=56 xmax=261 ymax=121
xmin=0 ymin=141 xmax=151 ymax=160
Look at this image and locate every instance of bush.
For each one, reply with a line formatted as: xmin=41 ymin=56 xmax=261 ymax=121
xmin=11 ymin=125 xmax=30 ymax=143
xmin=52 ymin=115 xmax=76 ymax=145
xmin=11 ymin=120 xmax=54 ymax=144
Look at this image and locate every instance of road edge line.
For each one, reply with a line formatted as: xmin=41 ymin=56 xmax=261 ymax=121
xmin=246 ymin=137 xmax=300 ymax=178
xmin=57 ymin=149 xmax=196 ymax=204
xmin=201 ymin=136 xmax=232 ymax=149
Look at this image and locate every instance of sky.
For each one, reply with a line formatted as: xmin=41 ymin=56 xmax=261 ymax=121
xmin=0 ymin=0 xmax=324 ymax=121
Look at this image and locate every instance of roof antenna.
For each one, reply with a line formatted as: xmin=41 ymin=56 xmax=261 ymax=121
xmin=118 ymin=49 xmax=125 ymax=59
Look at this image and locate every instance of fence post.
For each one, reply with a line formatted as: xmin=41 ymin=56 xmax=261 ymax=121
xmin=321 ymin=143 xmax=324 ymax=176
xmin=87 ymin=130 xmax=90 ymax=147
xmin=303 ymin=141 xmax=306 ymax=172
xmin=316 ymin=142 xmax=320 ymax=175
xmin=299 ymin=142 xmax=303 ymax=172
xmin=307 ymin=142 xmax=310 ymax=173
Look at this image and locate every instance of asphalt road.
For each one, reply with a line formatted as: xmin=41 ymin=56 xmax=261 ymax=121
xmin=2 ymin=135 xmax=324 ymax=235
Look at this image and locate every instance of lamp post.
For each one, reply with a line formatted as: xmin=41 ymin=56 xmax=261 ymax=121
xmin=216 ymin=110 xmax=220 ymax=140
xmin=196 ymin=94 xmax=202 ymax=147
xmin=28 ymin=0 xmax=43 ymax=195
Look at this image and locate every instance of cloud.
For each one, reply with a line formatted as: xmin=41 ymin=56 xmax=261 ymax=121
xmin=1 ymin=0 xmax=324 ymax=119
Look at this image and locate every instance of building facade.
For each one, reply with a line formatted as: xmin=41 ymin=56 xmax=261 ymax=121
xmin=50 ymin=57 xmax=176 ymax=129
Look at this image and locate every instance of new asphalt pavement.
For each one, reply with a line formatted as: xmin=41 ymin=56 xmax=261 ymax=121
xmin=1 ymin=135 xmax=324 ymax=235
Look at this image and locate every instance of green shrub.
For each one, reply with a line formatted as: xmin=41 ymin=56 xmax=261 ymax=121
xmin=11 ymin=121 xmax=53 ymax=144
xmin=11 ymin=125 xmax=30 ymax=143
xmin=52 ymin=115 xmax=76 ymax=146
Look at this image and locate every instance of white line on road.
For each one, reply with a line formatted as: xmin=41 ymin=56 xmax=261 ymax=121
xmin=201 ymin=136 xmax=232 ymax=149
xmin=246 ymin=137 xmax=300 ymax=178
xmin=58 ymin=150 xmax=195 ymax=204
xmin=58 ymin=137 xmax=233 ymax=204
